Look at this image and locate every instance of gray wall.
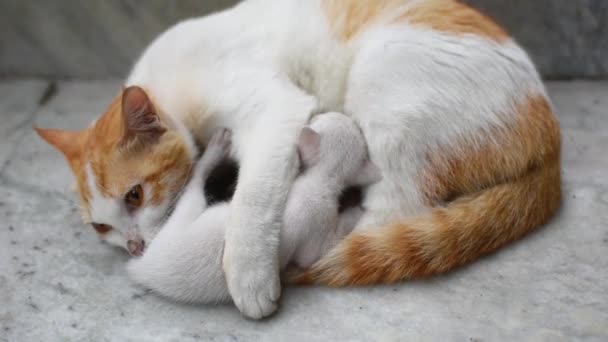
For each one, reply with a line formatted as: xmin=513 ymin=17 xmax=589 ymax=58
xmin=464 ymin=0 xmax=607 ymax=80
xmin=0 ymin=0 xmax=606 ymax=79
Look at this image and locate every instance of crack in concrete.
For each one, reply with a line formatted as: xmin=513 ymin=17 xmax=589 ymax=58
xmin=0 ymin=80 xmax=60 ymax=177
xmin=37 ymin=81 xmax=59 ymax=106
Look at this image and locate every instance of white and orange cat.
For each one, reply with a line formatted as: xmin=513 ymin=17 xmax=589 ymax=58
xmin=36 ymin=0 xmax=561 ymax=319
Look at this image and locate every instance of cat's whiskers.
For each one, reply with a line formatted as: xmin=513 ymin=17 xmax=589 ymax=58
xmin=158 ymin=161 xmax=195 ymax=226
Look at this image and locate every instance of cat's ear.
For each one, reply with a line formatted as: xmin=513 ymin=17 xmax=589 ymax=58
xmin=351 ymin=160 xmax=382 ymax=186
xmin=120 ymin=86 xmax=166 ymax=146
xmin=35 ymin=127 xmax=85 ymax=161
xmin=297 ymin=127 xmax=321 ymax=167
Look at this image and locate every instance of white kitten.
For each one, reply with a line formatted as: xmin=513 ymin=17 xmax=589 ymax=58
xmin=127 ymin=112 xmax=380 ymax=304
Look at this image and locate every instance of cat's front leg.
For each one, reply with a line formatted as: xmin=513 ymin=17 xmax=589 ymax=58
xmin=224 ymin=82 xmax=316 ymax=319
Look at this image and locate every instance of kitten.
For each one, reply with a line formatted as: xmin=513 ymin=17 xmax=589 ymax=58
xmin=36 ymin=0 xmax=561 ymax=318
xmin=127 ymin=113 xmax=380 ymax=303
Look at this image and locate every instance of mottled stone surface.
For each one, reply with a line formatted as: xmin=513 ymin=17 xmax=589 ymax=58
xmin=0 ymin=80 xmax=607 ymax=341
xmin=0 ymin=0 xmax=606 ymax=79
xmin=0 ymin=80 xmax=48 ymax=169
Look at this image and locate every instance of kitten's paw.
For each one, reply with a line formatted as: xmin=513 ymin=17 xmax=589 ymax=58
xmin=223 ymin=248 xmax=281 ymax=319
xmin=203 ymin=128 xmax=232 ymax=164
xmin=194 ymin=128 xmax=232 ymax=179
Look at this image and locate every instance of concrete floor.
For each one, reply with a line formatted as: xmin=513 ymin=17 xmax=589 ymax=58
xmin=1 ymin=80 xmax=607 ymax=341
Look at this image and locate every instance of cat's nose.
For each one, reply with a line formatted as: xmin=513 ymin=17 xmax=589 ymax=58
xmin=127 ymin=239 xmax=145 ymax=256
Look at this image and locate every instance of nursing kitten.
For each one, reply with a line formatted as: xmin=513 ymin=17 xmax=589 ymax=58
xmin=128 ymin=113 xmax=380 ymax=303
xmin=36 ymin=0 xmax=561 ymax=318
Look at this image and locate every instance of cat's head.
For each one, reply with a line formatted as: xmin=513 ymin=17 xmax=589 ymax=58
xmin=36 ymin=86 xmax=196 ymax=255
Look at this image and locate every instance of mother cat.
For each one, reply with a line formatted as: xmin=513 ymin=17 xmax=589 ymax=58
xmin=36 ymin=0 xmax=561 ymax=319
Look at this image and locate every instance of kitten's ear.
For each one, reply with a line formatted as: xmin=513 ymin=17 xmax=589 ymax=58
xmin=297 ymin=127 xmax=321 ymax=167
xmin=351 ymin=160 xmax=382 ymax=186
xmin=121 ymin=86 xmax=166 ymax=146
xmin=35 ymin=127 xmax=84 ymax=161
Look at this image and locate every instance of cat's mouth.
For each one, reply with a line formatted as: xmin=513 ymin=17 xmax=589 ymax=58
xmin=127 ymin=239 xmax=145 ymax=256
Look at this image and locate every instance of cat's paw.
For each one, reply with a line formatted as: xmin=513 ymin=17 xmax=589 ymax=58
xmin=223 ymin=245 xmax=281 ymax=319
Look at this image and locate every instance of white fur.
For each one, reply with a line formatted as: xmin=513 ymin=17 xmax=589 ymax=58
xmin=79 ymin=0 xmax=547 ymax=318
xmin=280 ymin=113 xmax=380 ymax=268
xmin=128 ymin=114 xmax=378 ymax=304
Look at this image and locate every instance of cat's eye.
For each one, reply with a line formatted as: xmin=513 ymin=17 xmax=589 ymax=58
xmin=91 ymin=223 xmax=113 ymax=234
xmin=124 ymin=184 xmax=144 ymax=209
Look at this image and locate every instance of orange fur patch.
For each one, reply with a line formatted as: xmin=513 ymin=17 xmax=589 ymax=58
xmin=323 ymin=0 xmax=507 ymax=42
xmin=36 ymin=89 xmax=193 ymax=220
xmin=87 ymin=92 xmax=192 ymax=209
xmin=323 ymin=0 xmax=392 ymax=41
xmin=396 ymin=0 xmax=508 ymax=41
xmin=291 ymin=94 xmax=561 ymax=286
xmin=35 ymin=127 xmax=91 ymax=206
xmin=420 ymin=95 xmax=560 ymax=205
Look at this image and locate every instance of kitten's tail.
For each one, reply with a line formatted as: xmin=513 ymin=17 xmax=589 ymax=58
xmin=290 ymin=159 xmax=561 ymax=286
